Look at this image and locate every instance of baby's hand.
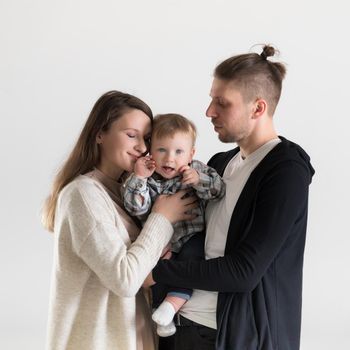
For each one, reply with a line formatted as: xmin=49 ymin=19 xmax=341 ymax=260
xmin=180 ymin=165 xmax=200 ymax=186
xmin=134 ymin=156 xmax=156 ymax=178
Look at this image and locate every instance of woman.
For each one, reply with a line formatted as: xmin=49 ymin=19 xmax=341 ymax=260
xmin=42 ymin=91 xmax=196 ymax=350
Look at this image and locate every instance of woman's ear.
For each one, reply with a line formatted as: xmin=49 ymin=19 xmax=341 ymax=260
xmin=96 ymin=132 xmax=103 ymax=144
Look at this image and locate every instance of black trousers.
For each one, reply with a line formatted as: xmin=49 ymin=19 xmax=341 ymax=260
xmin=158 ymin=315 xmax=217 ymax=350
xmin=152 ymin=233 xmax=205 ymax=307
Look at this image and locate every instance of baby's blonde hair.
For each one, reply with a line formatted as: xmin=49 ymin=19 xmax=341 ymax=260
xmin=152 ymin=113 xmax=197 ymax=145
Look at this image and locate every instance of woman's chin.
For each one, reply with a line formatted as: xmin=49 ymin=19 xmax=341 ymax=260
xmin=120 ymin=160 xmax=134 ymax=173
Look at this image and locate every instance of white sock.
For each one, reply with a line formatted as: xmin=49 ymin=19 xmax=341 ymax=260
xmin=152 ymin=301 xmax=176 ymax=326
xmin=157 ymin=321 xmax=176 ymax=337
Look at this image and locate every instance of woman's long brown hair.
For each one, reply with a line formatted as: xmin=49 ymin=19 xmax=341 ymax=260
xmin=42 ymin=90 xmax=152 ymax=232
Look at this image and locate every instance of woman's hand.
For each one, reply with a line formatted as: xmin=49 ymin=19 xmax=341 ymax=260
xmin=161 ymin=244 xmax=172 ymax=259
xmin=143 ymin=272 xmax=156 ymax=288
xmin=152 ymin=190 xmax=198 ymax=224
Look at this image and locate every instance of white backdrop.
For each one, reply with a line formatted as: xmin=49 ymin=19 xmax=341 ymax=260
xmin=1 ymin=0 xmax=349 ymax=349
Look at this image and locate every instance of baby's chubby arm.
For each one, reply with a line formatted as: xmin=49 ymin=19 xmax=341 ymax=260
xmin=123 ymin=156 xmax=156 ymax=216
xmin=181 ymin=160 xmax=226 ymax=201
xmin=179 ymin=165 xmax=200 ymax=186
xmin=134 ymin=156 xmax=156 ymax=179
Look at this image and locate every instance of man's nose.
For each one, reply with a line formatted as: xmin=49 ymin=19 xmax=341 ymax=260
xmin=206 ymin=102 xmax=216 ymax=119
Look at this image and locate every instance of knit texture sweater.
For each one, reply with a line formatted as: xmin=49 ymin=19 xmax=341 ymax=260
xmin=46 ymin=170 xmax=174 ymax=350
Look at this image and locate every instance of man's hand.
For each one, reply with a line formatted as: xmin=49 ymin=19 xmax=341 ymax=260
xmin=134 ymin=156 xmax=156 ymax=179
xmin=180 ymin=165 xmax=200 ymax=186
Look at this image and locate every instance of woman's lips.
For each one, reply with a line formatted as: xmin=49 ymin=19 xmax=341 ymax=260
xmin=128 ymin=153 xmax=139 ymax=161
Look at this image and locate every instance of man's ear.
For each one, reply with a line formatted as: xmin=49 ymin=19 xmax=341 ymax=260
xmin=252 ymin=99 xmax=267 ymax=119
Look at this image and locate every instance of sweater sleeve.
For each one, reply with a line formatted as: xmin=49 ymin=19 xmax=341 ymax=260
xmin=152 ymin=161 xmax=310 ymax=293
xmin=61 ymin=180 xmax=174 ymax=297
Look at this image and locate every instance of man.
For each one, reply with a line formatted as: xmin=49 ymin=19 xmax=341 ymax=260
xmin=151 ymin=45 xmax=315 ymax=350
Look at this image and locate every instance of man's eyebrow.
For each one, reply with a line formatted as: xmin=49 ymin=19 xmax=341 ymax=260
xmin=210 ymin=96 xmax=222 ymax=102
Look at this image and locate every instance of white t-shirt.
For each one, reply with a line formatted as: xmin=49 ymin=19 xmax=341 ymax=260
xmin=180 ymin=138 xmax=281 ymax=329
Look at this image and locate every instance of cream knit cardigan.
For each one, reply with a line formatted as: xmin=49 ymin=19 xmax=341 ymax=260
xmin=46 ymin=174 xmax=174 ymax=350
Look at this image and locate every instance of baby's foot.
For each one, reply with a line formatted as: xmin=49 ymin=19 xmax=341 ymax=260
xmin=157 ymin=321 xmax=176 ymax=337
xmin=152 ymin=301 xmax=176 ymax=326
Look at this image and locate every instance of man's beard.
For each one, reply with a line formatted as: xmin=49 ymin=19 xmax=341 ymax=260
xmin=218 ymin=132 xmax=238 ymax=144
xmin=218 ymin=124 xmax=249 ymax=144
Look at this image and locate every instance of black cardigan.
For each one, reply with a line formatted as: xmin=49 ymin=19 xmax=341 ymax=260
xmin=153 ymin=137 xmax=315 ymax=350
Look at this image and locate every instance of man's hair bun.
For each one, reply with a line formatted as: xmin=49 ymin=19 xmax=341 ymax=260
xmin=260 ymin=45 xmax=276 ymax=60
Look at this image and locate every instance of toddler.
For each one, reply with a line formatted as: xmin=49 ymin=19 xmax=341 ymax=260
xmin=123 ymin=113 xmax=225 ymax=336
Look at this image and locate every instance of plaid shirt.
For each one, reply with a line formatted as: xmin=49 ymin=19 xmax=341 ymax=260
xmin=122 ymin=160 xmax=225 ymax=252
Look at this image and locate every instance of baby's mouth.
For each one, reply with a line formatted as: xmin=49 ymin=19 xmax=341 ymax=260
xmin=162 ymin=166 xmax=175 ymax=174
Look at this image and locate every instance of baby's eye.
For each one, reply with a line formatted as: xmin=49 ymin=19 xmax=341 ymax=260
xmin=176 ymin=149 xmax=183 ymax=154
xmin=157 ymin=148 xmax=166 ymax=152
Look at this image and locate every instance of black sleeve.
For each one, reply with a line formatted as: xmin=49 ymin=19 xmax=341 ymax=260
xmin=152 ymin=161 xmax=310 ymax=293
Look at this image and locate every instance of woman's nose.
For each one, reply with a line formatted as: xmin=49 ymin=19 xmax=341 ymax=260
xmin=135 ymin=139 xmax=147 ymax=155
